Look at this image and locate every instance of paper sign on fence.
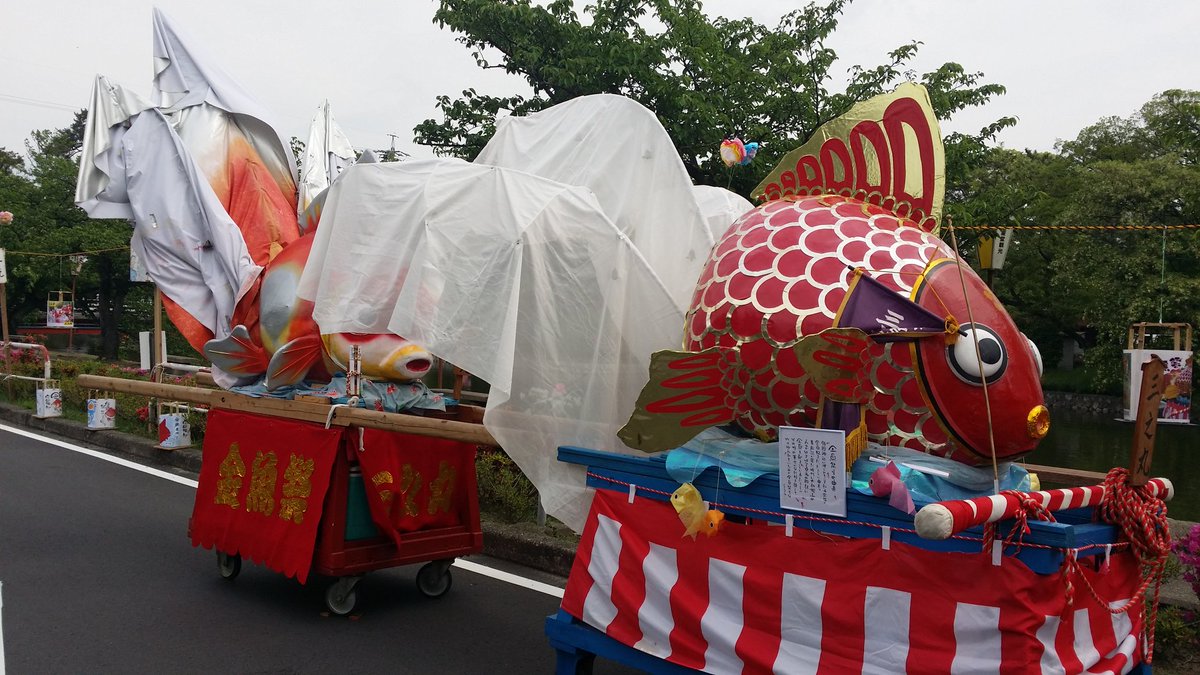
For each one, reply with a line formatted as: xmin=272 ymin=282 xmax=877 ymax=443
xmin=778 ymin=425 xmax=847 ymax=517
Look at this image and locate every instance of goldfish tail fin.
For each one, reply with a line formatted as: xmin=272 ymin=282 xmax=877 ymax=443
xmin=751 ymin=83 xmax=944 ymax=235
xmin=618 ymin=348 xmax=736 ymax=453
xmin=204 ymin=325 xmax=268 ymax=377
xmin=889 ymin=485 xmax=916 ymax=515
xmin=264 ymin=334 xmax=323 ymax=390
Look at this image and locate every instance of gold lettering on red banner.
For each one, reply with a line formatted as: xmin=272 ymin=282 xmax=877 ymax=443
xmin=428 ymin=461 xmax=457 ymax=515
xmin=278 ymin=454 xmax=315 ymax=524
xmin=397 ymin=464 xmax=423 ymax=518
xmin=372 ymin=470 xmax=395 ymax=503
xmin=245 ymin=451 xmax=278 ymax=516
xmin=215 ymin=442 xmax=246 ymax=509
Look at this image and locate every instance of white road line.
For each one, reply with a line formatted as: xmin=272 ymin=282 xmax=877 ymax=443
xmin=0 ymin=423 xmax=197 ymax=488
xmin=452 ymin=559 xmax=565 ymax=598
xmin=0 ymin=423 xmax=567 ymax=598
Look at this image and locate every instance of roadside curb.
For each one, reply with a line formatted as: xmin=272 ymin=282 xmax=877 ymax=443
xmin=0 ymin=402 xmax=579 ymax=578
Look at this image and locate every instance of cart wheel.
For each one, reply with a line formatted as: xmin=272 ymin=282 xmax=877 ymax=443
xmin=325 ymin=577 xmax=360 ymax=616
xmin=216 ymin=552 xmax=241 ymax=580
xmin=416 ymin=560 xmax=454 ymax=598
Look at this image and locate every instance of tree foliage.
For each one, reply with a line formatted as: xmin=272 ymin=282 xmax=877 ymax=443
xmin=960 ymin=90 xmax=1200 ymax=390
xmin=416 ymin=0 xmax=1013 ymax=195
xmin=0 ymin=111 xmax=144 ymax=359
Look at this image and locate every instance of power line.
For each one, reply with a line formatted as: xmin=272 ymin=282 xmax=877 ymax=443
xmin=0 ymin=93 xmax=81 ymax=113
xmin=952 ymin=223 xmax=1200 ymax=232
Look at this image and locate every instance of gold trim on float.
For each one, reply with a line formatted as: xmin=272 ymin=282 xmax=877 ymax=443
xmin=906 ymin=258 xmax=984 ymax=462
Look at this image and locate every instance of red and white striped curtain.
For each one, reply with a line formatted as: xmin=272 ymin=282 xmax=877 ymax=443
xmin=562 ymin=490 xmax=1145 ymax=674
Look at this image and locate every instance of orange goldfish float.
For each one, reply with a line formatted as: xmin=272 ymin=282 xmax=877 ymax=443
xmin=621 ymin=84 xmax=1048 ymax=466
xmin=204 ymin=209 xmax=434 ymax=390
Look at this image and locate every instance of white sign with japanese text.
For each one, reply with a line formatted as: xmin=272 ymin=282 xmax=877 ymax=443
xmin=778 ymin=426 xmax=847 ymax=517
xmin=0 ymin=248 xmax=6 ymax=284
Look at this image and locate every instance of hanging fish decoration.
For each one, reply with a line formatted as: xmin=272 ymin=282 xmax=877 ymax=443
xmin=671 ymin=482 xmax=724 ymax=539
xmin=869 ymin=461 xmax=916 ymax=514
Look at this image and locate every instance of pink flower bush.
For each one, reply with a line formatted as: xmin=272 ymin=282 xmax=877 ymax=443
xmin=1175 ymin=524 xmax=1200 ymax=598
xmin=0 ymin=211 xmax=12 ymax=225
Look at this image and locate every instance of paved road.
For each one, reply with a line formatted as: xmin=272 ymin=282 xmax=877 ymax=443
xmin=0 ymin=424 xmax=636 ymax=674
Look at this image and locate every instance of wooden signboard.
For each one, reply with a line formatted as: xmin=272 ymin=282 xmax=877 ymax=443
xmin=1129 ymin=355 xmax=1166 ymax=486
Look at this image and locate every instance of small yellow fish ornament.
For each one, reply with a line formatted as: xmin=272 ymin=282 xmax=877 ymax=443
xmin=671 ymin=483 xmax=724 ymax=539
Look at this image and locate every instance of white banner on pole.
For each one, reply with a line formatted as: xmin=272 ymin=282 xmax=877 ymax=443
xmin=992 ymin=228 xmax=1014 ymax=270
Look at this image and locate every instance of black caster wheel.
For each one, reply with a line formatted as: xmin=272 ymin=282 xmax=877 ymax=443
xmin=416 ymin=560 xmax=454 ymax=598
xmin=325 ymin=576 xmax=361 ymax=615
xmin=216 ymin=551 xmax=241 ymax=580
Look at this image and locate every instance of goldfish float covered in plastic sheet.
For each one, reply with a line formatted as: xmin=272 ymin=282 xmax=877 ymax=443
xmin=203 ymin=224 xmax=434 ymax=390
xmin=620 ymin=83 xmax=1049 ymax=466
xmin=73 ymin=9 xmax=432 ymax=391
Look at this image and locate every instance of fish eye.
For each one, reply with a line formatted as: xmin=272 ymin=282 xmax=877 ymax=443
xmin=1023 ymin=334 xmax=1043 ymax=376
xmin=946 ymin=324 xmax=1008 ymax=385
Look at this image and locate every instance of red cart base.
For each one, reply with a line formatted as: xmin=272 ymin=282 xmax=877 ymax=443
xmin=190 ymin=409 xmax=484 ymax=614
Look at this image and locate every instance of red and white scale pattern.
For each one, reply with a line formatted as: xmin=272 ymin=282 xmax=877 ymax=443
xmin=562 ymin=490 xmax=1145 ymax=675
xmin=685 ymin=195 xmax=959 ymax=456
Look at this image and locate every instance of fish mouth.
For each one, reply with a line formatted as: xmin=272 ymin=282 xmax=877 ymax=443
xmin=1027 ymin=405 xmax=1050 ymax=439
xmin=405 ymin=358 xmax=432 ymax=375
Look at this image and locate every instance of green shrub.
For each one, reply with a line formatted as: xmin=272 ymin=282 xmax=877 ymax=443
xmin=1153 ymin=605 xmax=1200 ymax=670
xmin=475 ymin=447 xmax=539 ymax=523
xmin=0 ymin=352 xmax=208 ymax=443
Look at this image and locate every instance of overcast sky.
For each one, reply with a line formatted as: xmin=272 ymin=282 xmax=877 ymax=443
xmin=2 ymin=1 xmax=1197 ymax=162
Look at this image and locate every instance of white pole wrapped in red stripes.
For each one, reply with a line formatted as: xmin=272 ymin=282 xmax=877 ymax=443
xmin=914 ymin=478 xmax=1174 ymax=540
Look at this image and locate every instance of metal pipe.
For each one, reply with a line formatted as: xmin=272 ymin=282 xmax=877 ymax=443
xmin=1 ymin=341 xmax=51 ymax=379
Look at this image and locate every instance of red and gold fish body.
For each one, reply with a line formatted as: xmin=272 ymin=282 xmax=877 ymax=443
xmin=678 ymin=194 xmax=1046 ymax=464
xmin=620 ymin=84 xmax=1048 ymax=466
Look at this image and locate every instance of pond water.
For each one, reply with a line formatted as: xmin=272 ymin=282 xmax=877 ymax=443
xmin=1030 ymin=407 xmax=1197 ymax=521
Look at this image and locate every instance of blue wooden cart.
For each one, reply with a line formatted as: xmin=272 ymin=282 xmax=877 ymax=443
xmin=547 ymin=447 xmax=1153 ymax=674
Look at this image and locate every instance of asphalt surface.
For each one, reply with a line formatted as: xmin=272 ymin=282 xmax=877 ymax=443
xmin=0 ymin=424 xmax=638 ymax=674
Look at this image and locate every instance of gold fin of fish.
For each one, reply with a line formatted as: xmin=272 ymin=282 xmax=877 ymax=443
xmin=671 ymin=483 xmax=724 ymax=539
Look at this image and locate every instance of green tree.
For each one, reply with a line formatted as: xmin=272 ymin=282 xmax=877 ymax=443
xmin=416 ymin=0 xmax=1013 ymax=196
xmin=0 ymin=148 xmax=24 ymax=175
xmin=960 ymin=91 xmax=1200 ymax=391
xmin=0 ymin=111 xmax=142 ymax=359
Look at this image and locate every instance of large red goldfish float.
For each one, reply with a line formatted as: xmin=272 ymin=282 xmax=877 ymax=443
xmin=620 ymin=84 xmax=1048 ymax=466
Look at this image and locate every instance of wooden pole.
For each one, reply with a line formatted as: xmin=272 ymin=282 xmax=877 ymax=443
xmin=152 ymin=286 xmax=163 ymax=368
xmin=1129 ymin=355 xmax=1167 ymax=487
xmin=76 ymin=374 xmax=497 ymax=446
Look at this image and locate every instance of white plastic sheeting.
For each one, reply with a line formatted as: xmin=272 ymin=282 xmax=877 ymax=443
xmin=297 ymin=159 xmax=684 ymax=530
xmin=693 ymin=184 xmax=754 ymax=242
xmin=151 ymin=7 xmax=297 ymax=199
xmin=475 ymin=94 xmax=714 ymax=313
xmin=75 ymin=76 xmax=154 ymax=219
xmin=299 ymin=100 xmax=356 ymax=220
xmin=121 ymin=109 xmax=262 ymax=344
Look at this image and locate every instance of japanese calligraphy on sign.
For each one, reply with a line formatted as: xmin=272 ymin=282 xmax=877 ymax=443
xmin=778 ymin=426 xmax=847 ymax=517
xmin=1129 ymin=356 xmax=1166 ymax=487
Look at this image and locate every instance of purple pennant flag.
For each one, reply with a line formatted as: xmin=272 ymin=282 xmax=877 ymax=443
xmin=836 ymin=268 xmax=950 ymax=342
